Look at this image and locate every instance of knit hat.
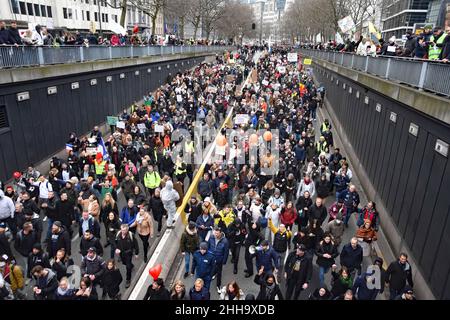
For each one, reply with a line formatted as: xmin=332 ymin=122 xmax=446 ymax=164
xmin=53 ymin=221 xmax=62 ymax=228
xmin=33 ymin=243 xmax=42 ymax=250
xmin=199 ymin=242 xmax=208 ymax=250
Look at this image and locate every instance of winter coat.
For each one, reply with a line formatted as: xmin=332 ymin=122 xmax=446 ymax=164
xmin=80 ymin=236 xmax=103 ymax=256
xmin=80 ymin=254 xmax=106 ymax=280
xmin=355 ymin=226 xmax=377 ymax=243
xmin=315 ymin=240 xmax=339 ymax=268
xmin=352 ymin=273 xmax=379 ymax=300
xmin=33 ymin=269 xmax=58 ymax=300
xmin=180 ymin=226 xmax=200 ymax=253
xmin=27 ymin=252 xmax=51 ymax=278
xmin=284 ymin=251 xmax=313 ymax=285
xmin=280 ymin=207 xmax=297 ymax=226
xmin=0 ymin=190 xmax=14 ymax=220
xmin=255 ymin=247 xmax=280 ymax=271
xmin=195 ymin=214 xmax=214 ymax=240
xmin=161 ymin=181 xmax=180 ymax=213
xmin=55 ymin=199 xmax=75 ymax=228
xmin=102 ymin=268 xmax=123 ymax=297
xmin=78 ymin=215 xmax=101 ymax=238
xmin=296 ymin=179 xmax=316 ymax=199
xmin=254 ymin=273 xmax=284 ymax=300
xmin=330 ymin=271 xmax=353 ymax=298
xmin=144 ymin=285 xmax=170 ymax=300
xmin=115 ymin=231 xmax=139 ymax=256
xmin=339 ymin=190 xmax=360 ymax=209
xmin=386 ymin=260 xmax=414 ymax=291
xmin=192 ymin=250 xmax=215 ymax=278
xmin=14 ymin=230 xmax=39 ymax=257
xmin=308 ymin=204 xmax=327 ymax=225
xmin=104 ymin=217 xmax=121 ymax=245
xmin=185 ymin=202 xmax=203 ymax=223
xmin=308 ymin=288 xmax=332 ymax=300
xmin=51 ymin=259 xmax=71 ymax=281
xmin=208 ymin=233 xmax=229 ymax=265
xmin=46 ymin=226 xmax=71 ymax=257
xmin=120 ymin=206 xmax=139 ymax=227
xmin=328 ymin=202 xmax=347 ymax=221
xmin=325 ymin=220 xmax=345 ymax=246
xmin=333 ymin=175 xmax=349 ymax=192
xmin=340 ymin=243 xmax=363 ymax=271
xmin=149 ymin=196 xmax=165 ymax=220
xmin=269 ymin=219 xmax=292 ymax=253
xmin=189 ymin=286 xmax=210 ymax=300
xmin=219 ymin=287 xmax=245 ymax=300
xmin=316 ymin=180 xmax=330 ymax=198
xmin=198 ymin=179 xmax=214 ymax=198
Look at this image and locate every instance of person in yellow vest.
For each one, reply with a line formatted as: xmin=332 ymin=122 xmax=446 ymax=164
xmin=94 ymin=152 xmax=107 ymax=180
xmin=213 ymin=205 xmax=236 ymax=234
xmin=320 ymin=119 xmax=332 ymax=135
xmin=316 ymin=136 xmax=329 ymax=155
xmin=428 ymin=26 xmax=447 ymax=60
xmin=174 ymin=156 xmax=187 ymax=183
xmin=143 ymin=165 xmax=161 ymax=197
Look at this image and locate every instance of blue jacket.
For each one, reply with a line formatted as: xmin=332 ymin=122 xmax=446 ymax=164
xmin=192 ymin=250 xmax=215 ymax=279
xmin=333 ymin=175 xmax=349 ymax=192
xmin=340 ymin=243 xmax=363 ymax=271
xmin=120 ymin=206 xmax=138 ymax=226
xmin=189 ymin=286 xmax=210 ymax=300
xmin=255 ymin=247 xmax=280 ymax=272
xmin=339 ymin=190 xmax=360 ymax=208
xmin=207 ymin=233 xmax=229 ymax=265
xmin=293 ymin=145 xmax=306 ymax=162
xmin=352 ymin=273 xmax=379 ymax=300
xmin=195 ymin=215 xmax=214 ymax=240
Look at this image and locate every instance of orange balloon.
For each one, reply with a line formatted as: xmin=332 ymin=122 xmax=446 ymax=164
xmin=149 ymin=264 xmax=162 ymax=281
xmin=263 ymin=131 xmax=272 ymax=142
xmin=216 ymin=135 xmax=227 ymax=146
xmin=249 ymin=133 xmax=258 ymax=145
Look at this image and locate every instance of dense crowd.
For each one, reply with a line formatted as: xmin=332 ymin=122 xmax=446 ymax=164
xmin=0 ymin=20 xmax=231 ymax=47
xmin=0 ymin=45 xmax=416 ymax=301
xmin=301 ymin=26 xmax=450 ymax=62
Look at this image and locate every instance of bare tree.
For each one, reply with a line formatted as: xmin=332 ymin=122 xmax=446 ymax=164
xmin=185 ymin=0 xmax=203 ymax=40
xmin=202 ymin=0 xmax=226 ymax=41
xmin=165 ymin=0 xmax=191 ymax=39
xmin=128 ymin=0 xmax=167 ymax=36
xmin=214 ymin=1 xmax=256 ymax=43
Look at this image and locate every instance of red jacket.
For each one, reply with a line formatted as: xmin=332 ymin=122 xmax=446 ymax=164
xmin=280 ymin=207 xmax=297 ymax=226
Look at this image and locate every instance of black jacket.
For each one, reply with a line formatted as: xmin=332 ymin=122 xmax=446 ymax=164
xmin=284 ymin=251 xmax=313 ymax=285
xmin=14 ymin=230 xmax=39 ymax=257
xmin=104 ymin=218 xmax=121 ymax=244
xmin=386 ymin=260 xmax=414 ymax=291
xmin=315 ymin=240 xmax=339 ymax=268
xmin=115 ymin=231 xmax=139 ymax=256
xmin=0 ymin=233 xmax=13 ymax=258
xmin=8 ymin=27 xmax=23 ymax=45
xmin=55 ymin=199 xmax=75 ymax=228
xmin=149 ymin=196 xmax=165 ymax=219
xmin=308 ymin=204 xmax=327 ymax=225
xmin=102 ymin=268 xmax=123 ymax=296
xmin=80 ymin=236 xmax=103 ymax=256
xmin=33 ymin=269 xmax=59 ymax=300
xmin=27 ymin=252 xmax=51 ymax=278
xmin=52 ymin=259 xmax=71 ymax=281
xmin=143 ymin=285 xmax=170 ymax=300
xmin=80 ymin=254 xmax=106 ymax=280
xmin=254 ymin=273 xmax=284 ymax=300
xmin=185 ymin=202 xmax=203 ymax=223
xmin=47 ymin=226 xmax=71 ymax=257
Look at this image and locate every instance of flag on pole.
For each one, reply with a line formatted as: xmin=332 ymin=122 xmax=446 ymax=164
xmin=97 ymin=137 xmax=110 ymax=161
xmin=368 ymin=22 xmax=381 ymax=45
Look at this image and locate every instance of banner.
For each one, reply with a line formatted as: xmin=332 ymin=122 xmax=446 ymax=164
xmin=338 ymin=15 xmax=356 ymax=34
xmin=303 ymin=58 xmax=312 ymax=65
xmin=107 ymin=116 xmax=118 ymax=126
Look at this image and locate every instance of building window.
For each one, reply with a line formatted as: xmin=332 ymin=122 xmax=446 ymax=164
xmin=47 ymin=6 xmax=52 ymax=17
xmin=105 ymin=14 xmax=108 ymax=23
xmin=94 ymin=12 xmax=98 ymax=21
xmin=0 ymin=106 xmax=9 ymax=129
xmin=93 ymin=0 xmax=96 ymax=5
xmin=19 ymin=1 xmax=26 ymax=14
xmin=34 ymin=4 xmax=40 ymax=16
xmin=86 ymin=11 xmax=90 ymax=21
xmin=10 ymin=0 xmax=20 ymax=14
xmin=40 ymin=4 xmax=46 ymax=17
xmin=63 ymin=8 xmax=68 ymax=19
xmin=27 ymin=2 xmax=33 ymax=15
xmin=82 ymin=10 xmax=84 ymax=20
xmin=86 ymin=0 xmax=89 ymax=3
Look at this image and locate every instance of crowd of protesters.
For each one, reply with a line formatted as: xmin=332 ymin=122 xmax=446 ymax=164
xmin=301 ymin=25 xmax=450 ymax=62
xmin=0 ymin=20 xmax=231 ymax=47
xmin=0 ymin=45 xmax=416 ymax=301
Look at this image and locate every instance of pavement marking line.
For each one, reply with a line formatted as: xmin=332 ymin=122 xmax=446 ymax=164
xmin=129 ymin=52 xmax=260 ymax=300
xmin=72 ymin=234 xmax=79 ymax=242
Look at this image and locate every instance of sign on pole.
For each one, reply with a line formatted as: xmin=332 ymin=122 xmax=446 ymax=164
xmin=116 ymin=121 xmax=126 ymax=129
xmin=338 ymin=15 xmax=356 ymax=34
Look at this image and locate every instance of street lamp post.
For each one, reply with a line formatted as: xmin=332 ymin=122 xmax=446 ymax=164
xmin=259 ymin=0 xmax=265 ymax=44
xmin=98 ymin=0 xmax=103 ymax=36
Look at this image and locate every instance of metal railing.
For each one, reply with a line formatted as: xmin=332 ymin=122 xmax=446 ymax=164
xmin=0 ymin=45 xmax=235 ymax=69
xmin=298 ymin=48 xmax=450 ymax=96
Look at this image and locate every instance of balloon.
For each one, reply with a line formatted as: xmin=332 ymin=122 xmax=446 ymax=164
xmin=249 ymin=133 xmax=258 ymax=145
xmin=263 ymin=131 xmax=273 ymax=142
xmin=216 ymin=135 xmax=227 ymax=146
xmin=149 ymin=264 xmax=162 ymax=281
xmin=133 ymin=25 xmax=139 ymax=34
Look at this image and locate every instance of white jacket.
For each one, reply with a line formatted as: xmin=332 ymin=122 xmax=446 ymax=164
xmin=0 ymin=190 xmax=15 ymax=220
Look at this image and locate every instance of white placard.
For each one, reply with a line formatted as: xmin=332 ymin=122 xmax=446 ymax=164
xmin=154 ymin=124 xmax=164 ymax=133
xmin=137 ymin=123 xmax=147 ymax=132
xmin=116 ymin=121 xmax=125 ymax=129
xmin=287 ymin=52 xmax=298 ymax=62
xmin=338 ymin=15 xmax=356 ymax=34
xmin=86 ymin=147 xmax=97 ymax=156
xmin=262 ymin=80 xmax=269 ymax=86
xmin=235 ymin=114 xmax=250 ymax=125
xmin=176 ymin=94 xmax=182 ymax=102
xmin=277 ymin=66 xmax=286 ymax=73
xmin=215 ymin=145 xmax=226 ymax=155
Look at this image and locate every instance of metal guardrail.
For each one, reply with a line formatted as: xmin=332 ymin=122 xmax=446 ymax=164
xmin=0 ymin=45 xmax=235 ymax=69
xmin=298 ymin=48 xmax=450 ymax=96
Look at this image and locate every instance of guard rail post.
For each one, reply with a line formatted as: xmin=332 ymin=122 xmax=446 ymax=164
xmin=130 ymin=46 xmax=134 ymax=57
xmin=109 ymin=46 xmax=113 ymax=59
xmin=418 ymin=61 xmax=428 ymax=91
xmin=385 ymin=57 xmax=391 ymax=79
xmin=79 ymin=46 xmax=84 ymax=62
xmin=364 ymin=55 xmax=369 ymax=72
xmin=37 ymin=47 xmax=45 ymax=66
